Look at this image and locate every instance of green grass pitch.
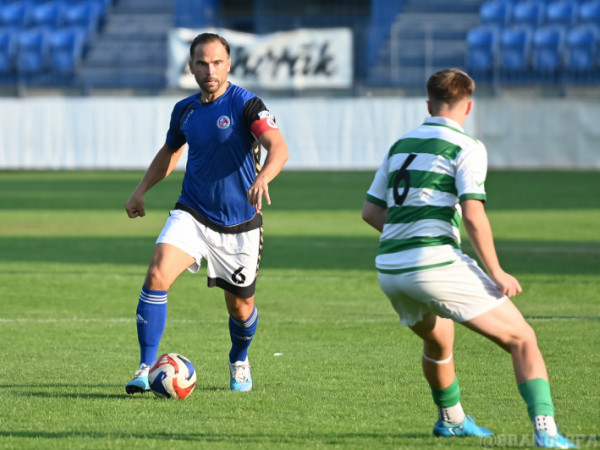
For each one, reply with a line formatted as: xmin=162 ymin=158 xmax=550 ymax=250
xmin=0 ymin=170 xmax=598 ymax=449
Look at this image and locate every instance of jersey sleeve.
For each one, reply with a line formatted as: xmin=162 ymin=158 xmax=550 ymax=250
xmin=165 ymin=99 xmax=192 ymax=150
xmin=366 ymin=153 xmax=390 ymax=208
xmin=455 ymin=139 xmax=488 ymax=203
xmin=242 ymin=96 xmax=279 ymax=140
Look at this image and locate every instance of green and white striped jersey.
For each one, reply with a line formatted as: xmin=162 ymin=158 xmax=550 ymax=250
xmin=366 ymin=116 xmax=487 ymax=274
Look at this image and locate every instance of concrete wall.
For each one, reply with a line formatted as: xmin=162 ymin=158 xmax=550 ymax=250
xmin=1 ymin=96 xmax=598 ymax=170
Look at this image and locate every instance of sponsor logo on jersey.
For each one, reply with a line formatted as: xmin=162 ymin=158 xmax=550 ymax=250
xmin=217 ymin=115 xmax=231 ymax=129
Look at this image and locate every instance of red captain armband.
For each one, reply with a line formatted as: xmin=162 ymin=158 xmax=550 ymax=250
xmin=250 ymin=113 xmax=278 ymax=139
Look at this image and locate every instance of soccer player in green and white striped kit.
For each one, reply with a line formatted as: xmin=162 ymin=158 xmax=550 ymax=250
xmin=362 ymin=69 xmax=577 ymax=449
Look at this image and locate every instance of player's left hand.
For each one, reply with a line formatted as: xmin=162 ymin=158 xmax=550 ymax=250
xmin=247 ymin=178 xmax=270 ymax=213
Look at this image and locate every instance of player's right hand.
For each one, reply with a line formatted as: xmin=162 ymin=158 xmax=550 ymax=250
xmin=125 ymin=193 xmax=145 ymax=218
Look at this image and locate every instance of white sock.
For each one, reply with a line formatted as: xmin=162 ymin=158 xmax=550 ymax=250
xmin=533 ymin=415 xmax=558 ymax=435
xmin=438 ymin=402 xmax=466 ymax=424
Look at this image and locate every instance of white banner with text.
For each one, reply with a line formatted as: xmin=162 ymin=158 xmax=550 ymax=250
xmin=168 ymin=27 xmax=353 ymax=90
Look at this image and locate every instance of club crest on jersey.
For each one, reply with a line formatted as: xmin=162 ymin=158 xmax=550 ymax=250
xmin=217 ymin=115 xmax=231 ymax=129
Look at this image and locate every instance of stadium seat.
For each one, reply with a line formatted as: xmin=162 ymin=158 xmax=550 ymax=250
xmin=16 ymin=29 xmax=48 ymax=73
xmin=466 ymin=25 xmax=499 ymax=73
xmin=499 ymin=26 xmax=533 ymax=82
xmin=545 ymin=0 xmax=578 ymax=28
xmin=0 ymin=2 xmax=29 ymax=30
xmin=533 ymin=26 xmax=565 ymax=69
xmin=565 ymin=26 xmax=598 ymax=71
xmin=0 ymin=28 xmax=17 ymax=72
xmin=29 ymin=1 xmax=64 ymax=30
xmin=512 ymin=0 xmax=545 ymax=29
xmin=61 ymin=1 xmax=101 ymax=47
xmin=579 ymin=0 xmax=600 ymax=31
xmin=480 ymin=0 xmax=512 ymax=29
xmin=49 ymin=28 xmax=84 ymax=72
xmin=532 ymin=25 xmax=565 ymax=82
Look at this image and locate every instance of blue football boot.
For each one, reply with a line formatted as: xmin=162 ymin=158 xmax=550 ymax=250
xmin=535 ymin=430 xmax=579 ymax=448
xmin=229 ymin=358 xmax=252 ymax=392
xmin=125 ymin=364 xmax=150 ymax=394
xmin=433 ymin=415 xmax=493 ymax=437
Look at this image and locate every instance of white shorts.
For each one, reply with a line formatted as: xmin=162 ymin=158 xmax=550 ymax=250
xmin=156 ymin=209 xmax=262 ymax=298
xmin=378 ymin=253 xmax=507 ymax=327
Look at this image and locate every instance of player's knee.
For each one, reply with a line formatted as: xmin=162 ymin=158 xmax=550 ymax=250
xmin=144 ymin=267 xmax=171 ymax=291
xmin=507 ymin=322 xmax=538 ymax=351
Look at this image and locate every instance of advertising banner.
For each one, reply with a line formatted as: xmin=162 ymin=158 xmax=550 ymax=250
xmin=168 ymin=27 xmax=353 ymax=90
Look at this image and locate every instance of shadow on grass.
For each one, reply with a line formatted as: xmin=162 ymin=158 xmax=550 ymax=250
xmin=1 ymin=171 xmax=598 ymax=211
xmin=0 ymin=430 xmax=432 ymax=445
xmin=0 ymin=236 xmax=598 ymax=275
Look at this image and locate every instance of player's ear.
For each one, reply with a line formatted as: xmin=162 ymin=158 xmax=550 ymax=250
xmin=426 ymin=100 xmax=433 ymax=115
xmin=465 ymin=100 xmax=473 ymax=116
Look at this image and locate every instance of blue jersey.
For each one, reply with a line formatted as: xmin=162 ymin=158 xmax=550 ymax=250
xmin=165 ymin=83 xmax=269 ymax=230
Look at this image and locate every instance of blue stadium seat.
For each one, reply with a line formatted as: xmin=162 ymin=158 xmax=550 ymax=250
xmin=0 ymin=2 xmax=29 ymax=30
xmin=61 ymin=1 xmax=100 ymax=47
xmin=512 ymin=0 xmax=545 ymax=29
xmin=579 ymin=0 xmax=600 ymax=31
xmin=545 ymin=0 xmax=578 ymax=27
xmin=532 ymin=25 xmax=565 ymax=82
xmin=480 ymin=0 xmax=513 ymax=29
xmin=49 ymin=28 xmax=84 ymax=72
xmin=0 ymin=28 xmax=17 ymax=72
xmin=466 ymin=25 xmax=499 ymax=71
xmin=29 ymin=1 xmax=64 ymax=30
xmin=499 ymin=26 xmax=533 ymax=82
xmin=565 ymin=26 xmax=597 ymax=69
xmin=533 ymin=26 xmax=565 ymax=69
xmin=16 ymin=29 xmax=48 ymax=73
xmin=63 ymin=0 xmax=109 ymax=25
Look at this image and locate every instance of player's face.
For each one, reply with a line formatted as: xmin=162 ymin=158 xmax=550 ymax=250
xmin=189 ymin=41 xmax=231 ymax=100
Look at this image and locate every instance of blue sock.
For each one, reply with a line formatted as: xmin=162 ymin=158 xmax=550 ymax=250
xmin=136 ymin=285 xmax=167 ymax=367
xmin=229 ymin=306 xmax=258 ymax=363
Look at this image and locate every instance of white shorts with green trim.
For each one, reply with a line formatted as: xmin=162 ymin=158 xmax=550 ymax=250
xmin=156 ymin=209 xmax=262 ymax=298
xmin=378 ymin=253 xmax=507 ymax=327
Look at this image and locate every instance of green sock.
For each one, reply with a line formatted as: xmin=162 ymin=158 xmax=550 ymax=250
xmin=518 ymin=378 xmax=555 ymax=419
xmin=431 ymin=377 xmax=461 ymax=407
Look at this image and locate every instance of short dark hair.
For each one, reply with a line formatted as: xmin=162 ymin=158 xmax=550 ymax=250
xmin=426 ymin=69 xmax=475 ymax=107
xmin=189 ymin=33 xmax=230 ymax=59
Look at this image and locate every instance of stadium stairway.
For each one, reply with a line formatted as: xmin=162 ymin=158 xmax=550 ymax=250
xmin=79 ymin=0 xmax=175 ymax=91
xmin=367 ymin=0 xmax=485 ymax=91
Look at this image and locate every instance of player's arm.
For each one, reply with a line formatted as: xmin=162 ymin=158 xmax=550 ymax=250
xmin=247 ymin=129 xmax=289 ymax=213
xmin=362 ymin=200 xmax=387 ymax=233
xmin=461 ymin=199 xmax=522 ymax=297
xmin=125 ymin=143 xmax=185 ymax=218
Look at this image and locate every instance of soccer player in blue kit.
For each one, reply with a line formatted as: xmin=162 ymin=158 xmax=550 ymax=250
xmin=124 ymin=33 xmax=288 ymax=393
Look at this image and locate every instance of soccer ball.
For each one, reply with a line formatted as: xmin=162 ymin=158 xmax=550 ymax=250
xmin=148 ymin=353 xmax=197 ymax=399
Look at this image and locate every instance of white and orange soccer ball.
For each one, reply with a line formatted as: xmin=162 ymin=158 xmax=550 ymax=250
xmin=148 ymin=353 xmax=196 ymax=400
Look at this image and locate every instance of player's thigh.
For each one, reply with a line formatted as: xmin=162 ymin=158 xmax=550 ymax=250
xmin=145 ymin=243 xmax=196 ymax=289
xmin=462 ymin=299 xmax=536 ymax=350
